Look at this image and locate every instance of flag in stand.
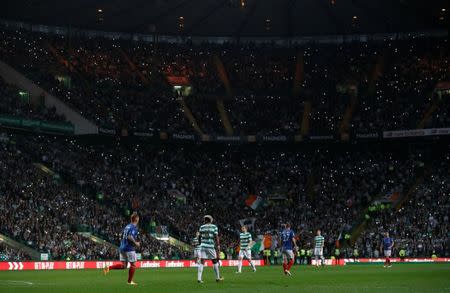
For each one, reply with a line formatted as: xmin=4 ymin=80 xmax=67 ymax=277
xmin=239 ymin=218 xmax=256 ymax=230
xmin=245 ymin=195 xmax=264 ymax=210
xmin=251 ymin=240 xmax=263 ymax=253
xmin=251 ymin=234 xmax=272 ymax=253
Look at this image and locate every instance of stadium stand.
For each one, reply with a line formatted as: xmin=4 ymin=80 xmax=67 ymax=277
xmin=0 ymin=29 xmax=448 ymax=136
xmin=0 ymin=22 xmax=448 ymax=262
xmin=0 ymin=131 xmax=447 ymax=260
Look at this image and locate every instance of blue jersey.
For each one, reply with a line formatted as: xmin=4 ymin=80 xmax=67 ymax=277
xmin=280 ymin=229 xmax=295 ymax=251
xmin=383 ymin=237 xmax=393 ymax=250
xmin=120 ymin=224 xmax=138 ymax=252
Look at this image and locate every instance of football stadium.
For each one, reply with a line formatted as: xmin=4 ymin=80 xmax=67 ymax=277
xmin=0 ymin=0 xmax=449 ymax=292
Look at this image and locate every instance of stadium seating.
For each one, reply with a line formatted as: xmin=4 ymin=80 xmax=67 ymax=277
xmin=0 ymin=136 xmax=187 ymax=260
xmin=0 ymin=76 xmax=66 ymax=122
xmin=357 ymin=159 xmax=449 ymax=258
xmin=0 ymin=26 xmax=448 ymax=261
xmin=0 ymin=131 xmax=447 ymax=260
xmin=0 ymin=29 xmax=448 ymax=136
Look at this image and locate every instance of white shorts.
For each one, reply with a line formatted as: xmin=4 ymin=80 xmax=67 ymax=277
xmin=119 ymin=251 xmax=137 ymax=263
xmin=282 ymin=250 xmax=294 ymax=261
xmin=193 ymin=248 xmax=201 ymax=259
xmin=200 ymin=248 xmax=217 ymax=260
xmin=238 ymin=249 xmax=252 ymax=260
xmin=384 ymin=250 xmax=392 ymax=257
xmin=314 ymin=248 xmax=323 ymax=256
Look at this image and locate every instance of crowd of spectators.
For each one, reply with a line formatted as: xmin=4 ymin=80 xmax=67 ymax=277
xmin=2 ymin=131 xmax=444 ymax=260
xmin=0 ymin=242 xmax=33 ymax=261
xmin=0 ymin=135 xmax=187 ymax=260
xmin=0 ymin=77 xmax=66 ymax=122
xmin=0 ymin=26 xmax=448 ymax=261
xmin=357 ymin=156 xmax=449 ymax=258
xmin=0 ymin=131 xmax=447 ymax=260
xmin=0 ymin=28 xmax=448 ymax=136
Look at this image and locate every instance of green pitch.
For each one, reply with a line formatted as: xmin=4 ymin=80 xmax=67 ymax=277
xmin=0 ymin=264 xmax=449 ymax=293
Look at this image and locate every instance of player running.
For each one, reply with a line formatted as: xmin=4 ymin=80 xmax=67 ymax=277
xmin=314 ymin=229 xmax=325 ymax=267
xmin=236 ymin=225 xmax=256 ymax=273
xmin=280 ymin=223 xmax=297 ymax=276
xmin=381 ymin=232 xmax=394 ymax=268
xmin=197 ymin=215 xmax=224 ymax=283
xmin=103 ymin=212 xmax=140 ymax=286
xmin=192 ymin=231 xmax=201 ymax=264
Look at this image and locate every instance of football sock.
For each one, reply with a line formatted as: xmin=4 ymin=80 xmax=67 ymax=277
xmin=109 ymin=263 xmax=125 ymax=270
xmin=237 ymin=259 xmax=242 ymax=272
xmin=197 ymin=263 xmax=204 ymax=281
xmin=213 ymin=263 xmax=221 ymax=279
xmin=288 ymin=259 xmax=294 ymax=270
xmin=283 ymin=262 xmax=287 ymax=271
xmin=127 ymin=264 xmax=136 ymax=283
xmin=321 ymin=256 xmax=325 ymax=266
xmin=249 ymin=260 xmax=256 ymax=271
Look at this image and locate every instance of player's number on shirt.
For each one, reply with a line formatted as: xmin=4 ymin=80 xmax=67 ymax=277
xmin=122 ymin=227 xmax=130 ymax=240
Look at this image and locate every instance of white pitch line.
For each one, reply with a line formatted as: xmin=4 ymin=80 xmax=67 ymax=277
xmin=305 ymin=285 xmax=410 ymax=289
xmin=1 ymin=280 xmax=57 ymax=287
xmin=2 ymin=280 xmax=34 ymax=286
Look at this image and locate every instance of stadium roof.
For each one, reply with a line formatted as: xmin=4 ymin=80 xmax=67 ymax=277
xmin=1 ymin=0 xmax=448 ymax=37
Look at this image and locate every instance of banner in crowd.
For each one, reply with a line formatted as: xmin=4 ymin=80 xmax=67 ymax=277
xmin=171 ymin=133 xmax=196 ymax=141
xmin=0 ymin=115 xmax=74 ymax=134
xmin=98 ymin=128 xmax=116 ymax=135
xmin=166 ymin=76 xmax=190 ymax=86
xmin=151 ymin=226 xmax=169 ymax=240
xmin=2 ymin=113 xmax=449 ymax=143
xmin=251 ymin=234 xmax=273 ymax=253
xmin=216 ymin=135 xmax=242 ymax=142
xmin=0 ymin=259 xmax=264 ymax=271
xmin=130 ymin=131 xmax=380 ymax=143
xmin=383 ymin=128 xmax=450 ymax=138
xmin=355 ymin=133 xmax=379 ymax=140
xmin=132 ymin=131 xmax=154 ymax=138
xmin=238 ymin=217 xmax=256 ymax=230
xmin=435 ymin=81 xmax=450 ymax=90
xmin=245 ymin=195 xmax=264 ymax=210
xmin=261 ymin=135 xmax=288 ymax=142
xmin=309 ymin=135 xmax=334 ymax=141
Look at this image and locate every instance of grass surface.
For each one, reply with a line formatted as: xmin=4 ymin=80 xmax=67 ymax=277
xmin=0 ymin=264 xmax=449 ymax=292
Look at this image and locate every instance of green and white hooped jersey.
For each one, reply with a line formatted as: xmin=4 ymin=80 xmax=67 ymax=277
xmin=192 ymin=236 xmax=201 ymax=250
xmin=239 ymin=232 xmax=252 ymax=250
xmin=315 ymin=235 xmax=325 ymax=249
xmin=199 ymin=224 xmax=218 ymax=249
